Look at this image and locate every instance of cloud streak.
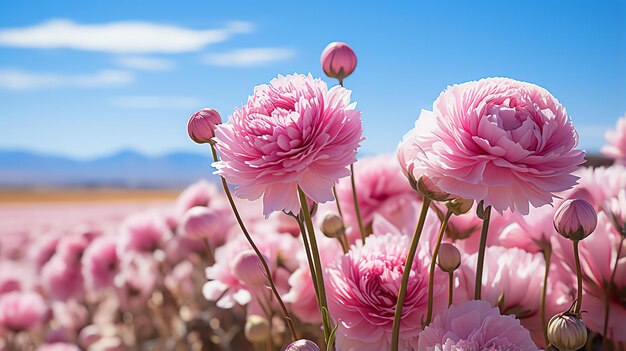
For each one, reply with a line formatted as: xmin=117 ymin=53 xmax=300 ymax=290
xmin=0 ymin=19 xmax=254 ymax=54
xmin=202 ymin=47 xmax=295 ymax=67
xmin=0 ymin=69 xmax=134 ymax=90
xmin=115 ymin=56 xmax=175 ymax=71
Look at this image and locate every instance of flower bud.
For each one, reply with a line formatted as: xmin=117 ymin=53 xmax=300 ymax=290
xmin=547 ymin=313 xmax=587 ymax=351
xmin=554 ymin=199 xmax=597 ymax=241
xmin=320 ymin=42 xmax=357 ymax=83
xmin=417 ymin=175 xmax=452 ymax=202
xmin=446 ymin=198 xmax=473 ymax=216
xmin=285 ymin=339 xmax=321 ymax=351
xmin=244 ymin=315 xmax=270 ymax=343
xmin=180 ymin=206 xmax=220 ymax=240
xmin=437 ymin=243 xmax=461 ymax=273
xmin=232 ymin=250 xmax=268 ymax=287
xmin=187 ymin=108 xmax=222 ymax=144
xmin=320 ymin=212 xmax=344 ymax=239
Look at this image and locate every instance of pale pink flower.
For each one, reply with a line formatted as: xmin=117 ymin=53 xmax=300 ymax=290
xmin=401 ymin=78 xmax=585 ymax=214
xmin=0 ymin=260 xmax=33 ymax=293
xmin=175 ymin=179 xmax=222 ymax=217
xmin=0 ymin=291 xmax=48 ymax=332
xmin=326 ymin=233 xmax=447 ymax=351
xmin=458 ymin=246 xmax=567 ymax=346
xmin=602 ymin=114 xmax=626 ymax=164
xmin=603 ymin=189 xmax=626 ymax=234
xmin=114 ymin=252 xmax=159 ymax=311
xmin=82 ymin=236 xmax=119 ymax=292
xmin=41 ymin=243 xmax=85 ymax=301
xmin=30 ymin=234 xmax=62 ymax=270
xmin=573 ymin=164 xmax=626 ymax=208
xmin=37 ymin=343 xmax=81 ymax=351
xmin=552 ymin=211 xmax=626 ymax=341
xmin=496 ymin=204 xmax=557 ymax=253
xmin=179 ymin=205 xmax=235 ymax=248
xmin=214 ymin=74 xmax=363 ymax=216
xmin=51 ymin=300 xmax=87 ymax=332
xmin=336 ymin=155 xmax=417 ymax=241
xmin=418 ymin=300 xmax=538 ymax=350
xmin=116 ymin=212 xmax=171 ymax=255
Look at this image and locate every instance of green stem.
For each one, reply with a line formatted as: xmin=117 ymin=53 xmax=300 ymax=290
xmin=298 ymin=187 xmax=331 ymax=343
xmin=391 ymin=198 xmax=432 ymax=351
xmin=541 ymin=246 xmax=552 ymax=346
xmin=573 ymin=240 xmax=583 ymax=314
xmin=474 ymin=205 xmax=492 ymax=300
xmin=349 ymin=164 xmax=366 ymax=243
xmin=293 ymin=214 xmax=321 ymax=306
xmin=210 ymin=145 xmax=298 ymax=342
xmin=448 ymin=272 xmax=454 ymax=307
xmin=424 ymin=210 xmax=453 ymax=327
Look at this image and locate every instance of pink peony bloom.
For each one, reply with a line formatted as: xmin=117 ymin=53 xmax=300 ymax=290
xmin=82 ymin=236 xmax=119 ymax=292
xmin=336 ymin=155 xmax=417 ymax=241
xmin=418 ymin=300 xmax=538 ymax=350
xmin=604 ymin=189 xmax=626 ymax=233
xmin=496 ymin=204 xmax=557 ymax=253
xmin=116 ymin=212 xmax=171 ymax=255
xmin=214 ymin=73 xmax=363 ymax=216
xmin=602 ymin=114 xmax=626 ymax=164
xmin=175 ymin=179 xmax=222 ymax=217
xmin=401 ymin=78 xmax=585 ymax=214
xmin=458 ymin=246 xmax=567 ymax=346
xmin=0 ymin=291 xmax=49 ymax=332
xmin=41 ymin=237 xmax=87 ymax=301
xmin=572 ymin=164 xmax=626 ymax=208
xmin=326 ymin=233 xmax=447 ymax=351
xmin=179 ymin=205 xmax=235 ymax=248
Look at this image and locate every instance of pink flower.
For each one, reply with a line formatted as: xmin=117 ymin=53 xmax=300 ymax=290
xmin=41 ymin=237 xmax=87 ymax=301
xmin=418 ymin=300 xmax=538 ymax=350
xmin=51 ymin=300 xmax=87 ymax=332
xmin=320 ymin=42 xmax=357 ymax=82
xmin=30 ymin=234 xmax=62 ymax=270
xmin=326 ymin=233 xmax=447 ymax=351
xmin=175 ymin=179 xmax=222 ymax=217
xmin=458 ymin=246 xmax=567 ymax=346
xmin=0 ymin=291 xmax=48 ymax=332
xmin=82 ymin=236 xmax=119 ymax=292
xmin=0 ymin=260 xmax=33 ymax=293
xmin=575 ymin=165 xmax=626 ymax=208
xmin=602 ymin=114 xmax=626 ymax=164
xmin=114 ymin=252 xmax=159 ymax=311
xmin=179 ymin=205 xmax=235 ymax=248
xmin=187 ymin=108 xmax=222 ymax=144
xmin=336 ymin=155 xmax=417 ymax=241
xmin=117 ymin=212 xmax=171 ymax=255
xmin=496 ymin=204 xmax=557 ymax=253
xmin=214 ymin=74 xmax=363 ymax=216
xmin=401 ymin=78 xmax=585 ymax=214
xmin=604 ymin=189 xmax=626 ymax=233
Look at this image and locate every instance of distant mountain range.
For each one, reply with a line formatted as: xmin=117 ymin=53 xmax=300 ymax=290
xmin=0 ymin=149 xmax=217 ymax=188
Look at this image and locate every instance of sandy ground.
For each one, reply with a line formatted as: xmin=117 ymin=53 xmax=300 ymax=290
xmin=0 ymin=188 xmax=180 ymax=203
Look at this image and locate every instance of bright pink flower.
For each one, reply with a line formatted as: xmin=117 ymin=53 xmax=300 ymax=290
xmin=82 ymin=236 xmax=119 ymax=292
xmin=187 ymin=108 xmax=222 ymax=144
xmin=41 ymin=249 xmax=85 ymax=301
xmin=179 ymin=205 xmax=234 ymax=248
xmin=602 ymin=114 xmax=626 ymax=165
xmin=0 ymin=291 xmax=48 ymax=332
xmin=552 ymin=211 xmax=626 ymax=341
xmin=553 ymin=198 xmax=597 ymax=241
xmin=336 ymin=155 xmax=417 ymax=241
xmin=326 ymin=233 xmax=447 ymax=351
xmin=117 ymin=212 xmax=171 ymax=255
xmin=214 ymin=74 xmax=363 ymax=217
xmin=401 ymin=78 xmax=585 ymax=214
xmin=458 ymin=246 xmax=567 ymax=346
xmin=418 ymin=300 xmax=538 ymax=350
xmin=320 ymin=42 xmax=357 ymax=82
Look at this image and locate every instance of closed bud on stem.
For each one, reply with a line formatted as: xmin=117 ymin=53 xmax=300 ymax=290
xmin=547 ymin=312 xmax=587 ymax=351
xmin=232 ymin=250 xmax=269 ymax=287
xmin=320 ymin=212 xmax=345 ymax=239
xmin=417 ymin=175 xmax=452 ymax=202
xmin=284 ymin=339 xmax=321 ymax=351
xmin=320 ymin=42 xmax=357 ymax=83
xmin=446 ymin=198 xmax=473 ymax=216
xmin=437 ymin=243 xmax=461 ymax=273
xmin=187 ymin=108 xmax=222 ymax=144
xmin=554 ymin=199 xmax=597 ymax=241
xmin=244 ymin=315 xmax=270 ymax=343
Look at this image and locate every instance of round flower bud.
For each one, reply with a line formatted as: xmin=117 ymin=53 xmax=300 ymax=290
xmin=232 ymin=250 xmax=268 ymax=287
xmin=187 ymin=108 xmax=222 ymax=144
xmin=437 ymin=243 xmax=461 ymax=273
xmin=446 ymin=198 xmax=473 ymax=216
xmin=285 ymin=339 xmax=321 ymax=351
xmin=320 ymin=42 xmax=357 ymax=83
xmin=554 ymin=199 xmax=597 ymax=241
xmin=320 ymin=212 xmax=344 ymax=239
xmin=547 ymin=313 xmax=587 ymax=351
xmin=244 ymin=315 xmax=270 ymax=343
xmin=417 ymin=175 xmax=453 ymax=202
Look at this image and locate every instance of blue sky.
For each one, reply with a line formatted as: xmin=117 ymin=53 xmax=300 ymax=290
xmin=0 ymin=0 xmax=623 ymax=159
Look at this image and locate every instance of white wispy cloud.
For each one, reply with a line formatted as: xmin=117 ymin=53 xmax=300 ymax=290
xmin=114 ymin=56 xmax=175 ymax=71
xmin=111 ymin=96 xmax=202 ymax=109
xmin=0 ymin=19 xmax=254 ymax=54
xmin=0 ymin=68 xmax=134 ymax=90
xmin=202 ymin=47 xmax=295 ymax=67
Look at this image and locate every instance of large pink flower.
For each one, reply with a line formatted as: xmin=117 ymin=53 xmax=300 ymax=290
xmin=602 ymin=114 xmax=626 ymax=165
xmin=326 ymin=233 xmax=447 ymax=351
xmin=0 ymin=291 xmax=48 ymax=332
xmin=401 ymin=78 xmax=585 ymax=214
xmin=214 ymin=74 xmax=363 ymax=216
xmin=418 ymin=300 xmax=538 ymax=350
xmin=574 ymin=165 xmax=626 ymax=209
